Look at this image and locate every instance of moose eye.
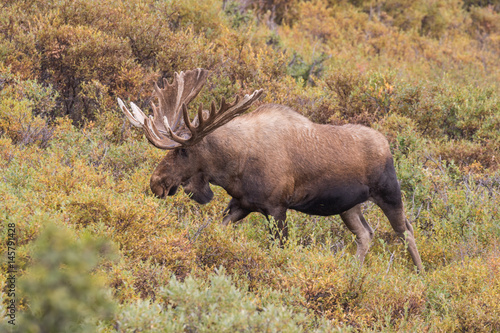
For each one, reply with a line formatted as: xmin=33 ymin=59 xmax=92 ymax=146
xmin=179 ymin=148 xmax=188 ymax=157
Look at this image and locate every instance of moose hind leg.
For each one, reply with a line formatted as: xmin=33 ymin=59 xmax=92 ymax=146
xmin=340 ymin=204 xmax=374 ymax=264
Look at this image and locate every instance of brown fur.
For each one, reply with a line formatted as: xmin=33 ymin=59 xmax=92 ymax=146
xmin=151 ymin=104 xmax=423 ymax=271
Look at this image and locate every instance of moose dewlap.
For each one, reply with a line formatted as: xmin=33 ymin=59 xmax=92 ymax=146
xmin=118 ymin=68 xmax=423 ymax=272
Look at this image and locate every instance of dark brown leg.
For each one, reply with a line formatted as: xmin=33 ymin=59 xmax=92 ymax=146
xmin=222 ymin=198 xmax=251 ymax=225
xmin=371 ymin=158 xmax=424 ymax=272
xmin=376 ymin=200 xmax=423 ymax=272
xmin=267 ymin=207 xmax=288 ymax=247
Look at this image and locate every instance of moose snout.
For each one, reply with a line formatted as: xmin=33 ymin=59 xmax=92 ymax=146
xmin=150 ymin=183 xmax=165 ymax=198
xmin=150 ymin=176 xmax=166 ymax=198
xmin=150 ymin=176 xmax=179 ymax=199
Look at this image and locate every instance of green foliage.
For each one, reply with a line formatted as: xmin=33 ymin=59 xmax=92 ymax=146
xmin=0 ymin=97 xmax=53 ymax=148
xmin=0 ymin=66 xmax=58 ymax=148
xmin=114 ymin=269 xmax=308 ymax=332
xmin=150 ymin=269 xmax=304 ymax=332
xmin=16 ymin=223 xmax=116 ymax=333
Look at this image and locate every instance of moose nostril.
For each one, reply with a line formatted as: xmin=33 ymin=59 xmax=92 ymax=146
xmin=167 ymin=185 xmax=178 ymax=196
xmin=150 ymin=183 xmax=165 ymax=198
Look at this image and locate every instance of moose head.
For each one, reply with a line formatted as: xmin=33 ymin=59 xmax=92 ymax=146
xmin=118 ymin=68 xmax=262 ymax=205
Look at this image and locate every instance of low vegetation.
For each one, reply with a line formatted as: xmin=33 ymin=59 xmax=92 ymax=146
xmin=1 ymin=0 xmax=499 ymax=331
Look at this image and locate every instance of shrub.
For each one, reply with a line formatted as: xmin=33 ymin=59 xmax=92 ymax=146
xmin=426 ymin=254 xmax=500 ymax=332
xmin=114 ymin=269 xmax=306 ymax=332
xmin=0 ymin=98 xmax=53 ymax=148
xmin=37 ymin=24 xmax=131 ymax=122
xmin=16 ymin=224 xmax=116 ymax=333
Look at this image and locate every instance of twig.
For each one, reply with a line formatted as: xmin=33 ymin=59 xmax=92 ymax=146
xmin=189 ymin=219 xmax=212 ymax=244
xmin=385 ymin=251 xmax=395 ymax=276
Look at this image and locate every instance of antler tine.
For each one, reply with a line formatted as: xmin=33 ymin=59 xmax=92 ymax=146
xmin=136 ymin=116 xmax=179 ymax=149
xmin=151 ymin=68 xmax=210 ymax=133
xmin=118 ymin=68 xmax=210 ymax=150
xmin=120 ymin=100 xmax=184 ymax=150
xmin=205 ymin=89 xmax=263 ymax=133
xmin=182 ymin=104 xmax=196 ymax=134
xmin=118 ymin=68 xmax=263 ymax=150
xmin=210 ymin=100 xmax=217 ymax=116
xmin=180 ymin=89 xmax=264 ymax=146
xmin=219 ymin=96 xmax=227 ymax=113
xmin=117 ymin=98 xmax=145 ymax=127
xmin=197 ymin=103 xmax=205 ymax=127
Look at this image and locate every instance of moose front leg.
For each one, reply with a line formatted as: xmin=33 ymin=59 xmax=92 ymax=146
xmin=266 ymin=207 xmax=288 ymax=247
xmin=222 ymin=198 xmax=250 ymax=226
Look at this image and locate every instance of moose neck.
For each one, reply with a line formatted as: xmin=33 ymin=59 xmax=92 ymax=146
xmin=197 ymin=129 xmax=243 ymax=192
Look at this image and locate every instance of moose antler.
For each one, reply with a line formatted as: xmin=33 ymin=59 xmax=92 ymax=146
xmin=118 ymin=69 xmax=263 ymax=149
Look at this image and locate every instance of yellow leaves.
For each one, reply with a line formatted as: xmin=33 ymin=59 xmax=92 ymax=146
xmin=469 ymin=5 xmax=500 ymax=36
xmin=0 ymin=97 xmax=53 ymax=148
xmin=385 ymin=81 xmax=394 ymax=94
xmin=278 ymin=1 xmax=336 ymax=62
xmin=39 ymin=24 xmax=131 ymax=79
xmin=425 ymin=254 xmax=500 ymax=331
xmin=0 ymin=137 xmax=14 ymax=167
xmin=52 ymin=116 xmax=73 ymax=138
xmin=462 ymin=160 xmax=484 ymax=174
xmin=114 ymin=64 xmax=150 ymax=102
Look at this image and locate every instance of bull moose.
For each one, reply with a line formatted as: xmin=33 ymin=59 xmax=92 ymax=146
xmin=118 ymin=68 xmax=423 ymax=272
